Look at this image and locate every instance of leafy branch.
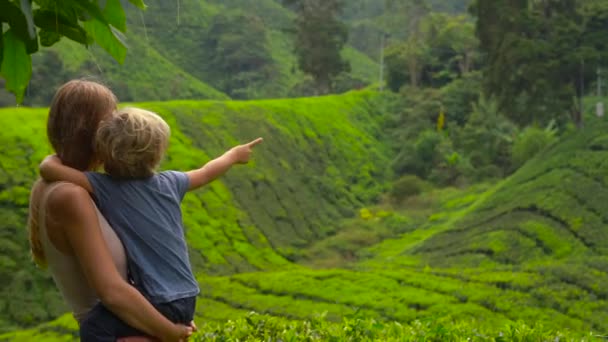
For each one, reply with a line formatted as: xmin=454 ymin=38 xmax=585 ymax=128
xmin=0 ymin=0 xmax=146 ymax=103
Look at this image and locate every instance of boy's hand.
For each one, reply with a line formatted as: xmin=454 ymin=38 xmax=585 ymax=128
xmin=41 ymin=154 xmax=62 ymax=166
xmin=186 ymin=138 xmax=263 ymax=190
xmin=39 ymin=154 xmax=62 ymax=179
xmin=228 ymin=138 xmax=263 ymax=164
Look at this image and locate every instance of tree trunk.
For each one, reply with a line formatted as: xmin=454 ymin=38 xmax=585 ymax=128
xmin=457 ymin=51 xmax=473 ymax=75
xmin=315 ymin=76 xmax=331 ymax=95
xmin=572 ymin=80 xmax=584 ymax=129
xmin=571 ymin=108 xmax=583 ymax=129
xmin=408 ymin=59 xmax=419 ymax=87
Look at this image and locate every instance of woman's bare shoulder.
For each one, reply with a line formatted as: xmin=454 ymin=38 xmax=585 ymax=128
xmin=46 ymin=183 xmax=90 ymax=211
xmin=31 ymin=180 xmax=84 ymax=203
xmin=45 ymin=182 xmax=98 ymax=237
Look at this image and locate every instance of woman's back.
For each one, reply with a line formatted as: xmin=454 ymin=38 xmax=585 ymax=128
xmin=31 ymin=180 xmax=128 ymax=322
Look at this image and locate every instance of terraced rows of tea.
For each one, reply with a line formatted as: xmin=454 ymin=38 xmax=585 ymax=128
xmin=357 ymin=120 xmax=608 ymax=332
xmin=164 ymin=118 xmax=608 ymax=334
xmin=186 ymin=153 xmax=608 ymax=334
xmin=2 ymin=92 xmax=608 ymax=340
xmin=402 ymin=129 xmax=608 ymax=273
xmin=0 ymin=90 xmax=390 ymax=332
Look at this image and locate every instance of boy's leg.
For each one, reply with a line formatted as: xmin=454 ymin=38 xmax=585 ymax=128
xmin=80 ymin=303 xmax=148 ymax=342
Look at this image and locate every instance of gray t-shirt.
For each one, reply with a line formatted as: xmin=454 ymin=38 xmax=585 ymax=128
xmin=86 ymin=171 xmax=199 ymax=303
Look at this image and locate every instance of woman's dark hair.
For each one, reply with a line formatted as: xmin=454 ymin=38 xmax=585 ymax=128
xmin=47 ymin=79 xmax=117 ymax=170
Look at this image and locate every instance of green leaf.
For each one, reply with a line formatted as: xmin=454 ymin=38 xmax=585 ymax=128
xmin=33 ymin=10 xmax=91 ymax=45
xmin=84 ymin=19 xmax=127 ymax=63
xmin=19 ymin=0 xmax=36 ymax=38
xmin=0 ymin=30 xmax=32 ymax=104
xmin=128 ymin=0 xmax=147 ymax=10
xmin=0 ymin=0 xmax=38 ymax=54
xmin=39 ymin=29 xmax=62 ymax=47
xmin=35 ymin=0 xmax=80 ymax=26
xmin=76 ymin=0 xmax=108 ymax=24
xmin=103 ymin=0 xmax=127 ymax=32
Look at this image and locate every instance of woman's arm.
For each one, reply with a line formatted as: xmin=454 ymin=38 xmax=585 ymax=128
xmin=46 ymin=184 xmax=191 ymax=342
xmin=40 ymin=155 xmax=94 ymax=193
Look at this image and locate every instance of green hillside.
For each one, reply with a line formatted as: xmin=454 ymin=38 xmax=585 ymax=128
xmin=0 ymin=90 xmax=391 ymax=333
xmin=357 ymin=118 xmax=608 ymax=330
xmin=39 ymin=38 xmax=230 ymax=103
xmin=128 ymin=0 xmax=379 ymax=99
xmin=16 ymin=1 xmax=235 ymax=106
xmin=6 ymin=0 xmax=382 ymax=106
xmin=187 ymin=117 xmax=608 ymax=333
xmin=3 ymin=94 xmax=608 ymax=340
xmin=3 ymin=0 xmax=608 ymax=340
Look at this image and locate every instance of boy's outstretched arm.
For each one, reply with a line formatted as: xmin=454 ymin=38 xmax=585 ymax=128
xmin=39 ymin=155 xmax=94 ymax=193
xmin=186 ymin=137 xmax=263 ymax=191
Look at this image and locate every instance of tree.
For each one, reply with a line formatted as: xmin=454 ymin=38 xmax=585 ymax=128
xmin=385 ymin=12 xmax=479 ymax=91
xmin=23 ymin=51 xmax=72 ymax=106
xmin=384 ymin=0 xmax=431 ymax=37
xmin=472 ymin=0 xmax=608 ymax=127
xmin=457 ymin=94 xmax=518 ymax=176
xmin=203 ymin=11 xmax=277 ymax=99
xmin=381 ymin=0 xmax=432 ymax=86
xmin=401 ymin=36 xmax=430 ymax=88
xmin=435 ymin=15 xmax=478 ymax=75
xmin=0 ymin=0 xmax=146 ymax=103
xmin=286 ymin=0 xmax=350 ymax=94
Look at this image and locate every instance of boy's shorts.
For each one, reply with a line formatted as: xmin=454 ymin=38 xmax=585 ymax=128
xmin=79 ymin=296 xmax=196 ymax=342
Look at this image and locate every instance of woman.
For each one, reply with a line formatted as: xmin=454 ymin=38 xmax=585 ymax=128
xmin=27 ymin=80 xmax=193 ymax=341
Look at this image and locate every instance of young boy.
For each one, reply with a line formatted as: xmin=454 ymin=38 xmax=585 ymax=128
xmin=39 ymin=107 xmax=263 ymax=340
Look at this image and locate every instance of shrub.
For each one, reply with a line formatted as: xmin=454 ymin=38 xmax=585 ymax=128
xmin=390 ymin=175 xmax=429 ymax=202
xmin=429 ymin=150 xmax=474 ymax=186
xmin=511 ymin=124 xmax=558 ymax=169
xmin=332 ymin=73 xmax=368 ymax=93
xmin=417 ymin=133 xmax=473 ymax=186
xmin=385 ymin=45 xmax=408 ymax=92
xmin=392 ymin=131 xmax=438 ymax=178
xmin=457 ymin=95 xmax=518 ymax=180
xmin=416 ymin=130 xmax=443 ymax=163
xmin=359 ymin=208 xmax=374 ymax=220
xmin=440 ymin=71 xmax=482 ymax=126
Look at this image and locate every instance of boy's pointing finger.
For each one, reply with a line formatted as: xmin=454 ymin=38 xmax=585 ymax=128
xmin=247 ymin=137 xmax=264 ymax=147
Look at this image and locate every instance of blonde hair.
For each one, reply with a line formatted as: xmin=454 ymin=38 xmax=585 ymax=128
xmin=96 ymin=107 xmax=170 ymax=179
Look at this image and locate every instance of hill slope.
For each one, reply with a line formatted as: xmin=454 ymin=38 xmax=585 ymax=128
xmin=408 ymin=123 xmax=608 ymax=266
xmin=3 ymin=96 xmax=608 ymax=338
xmin=47 ymin=38 xmax=230 ymax=103
xmin=0 ymin=90 xmax=391 ymax=332
xmin=192 ymin=119 xmax=608 ymax=332
xmin=129 ymin=0 xmax=380 ymax=98
xmin=2 ymin=0 xmax=381 ymax=106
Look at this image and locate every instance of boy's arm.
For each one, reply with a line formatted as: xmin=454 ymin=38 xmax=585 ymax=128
xmin=186 ymin=138 xmax=263 ymax=191
xmin=39 ymin=155 xmax=94 ymax=193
